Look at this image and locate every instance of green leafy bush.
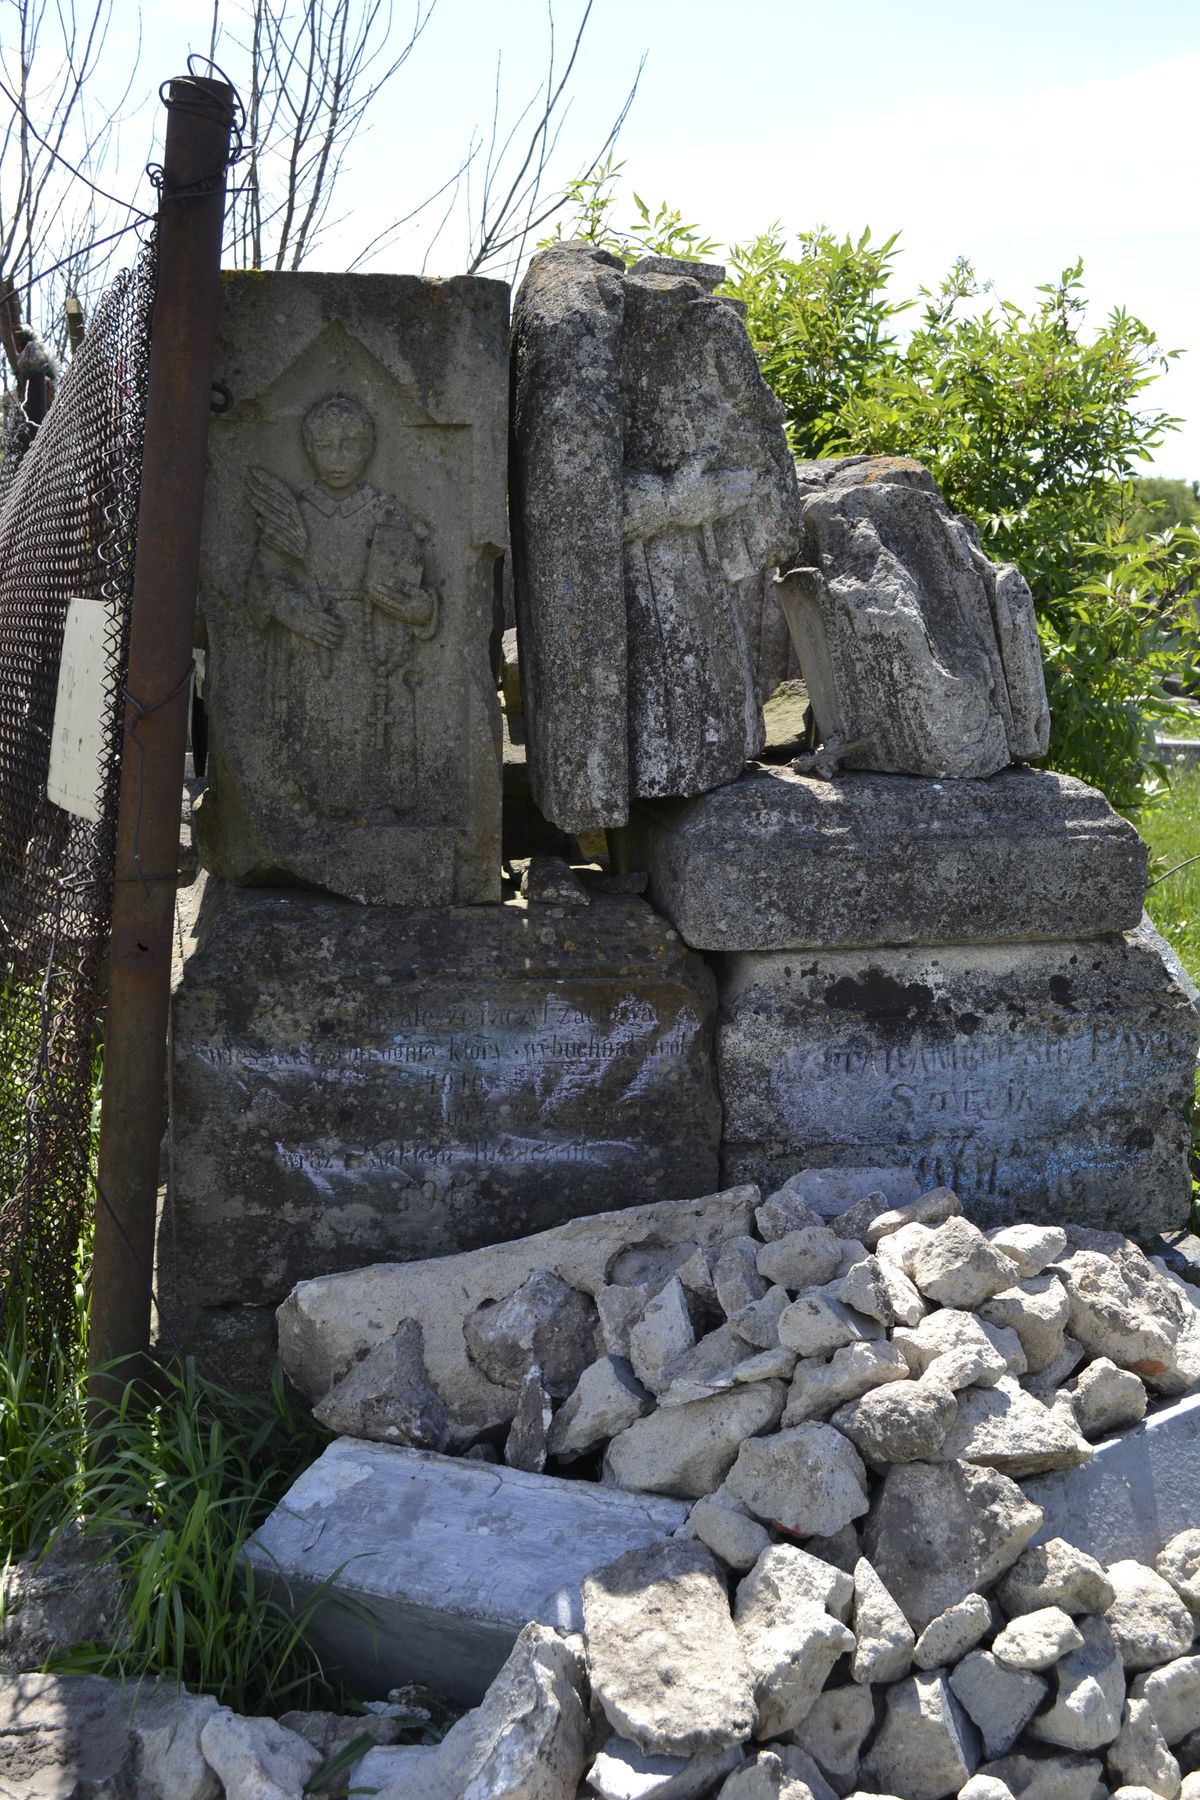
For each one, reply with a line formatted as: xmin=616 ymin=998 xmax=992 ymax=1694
xmin=546 ymin=172 xmax=1200 ymax=810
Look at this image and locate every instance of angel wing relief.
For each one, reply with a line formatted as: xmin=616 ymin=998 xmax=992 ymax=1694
xmin=244 ymin=466 xmax=339 ymax=682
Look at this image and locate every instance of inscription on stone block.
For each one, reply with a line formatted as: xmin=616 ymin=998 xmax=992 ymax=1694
xmin=716 ymin=923 xmax=1200 ymax=1235
xmin=196 ymin=272 xmax=507 ymax=904
xmin=165 ymin=884 xmax=720 ymax=1336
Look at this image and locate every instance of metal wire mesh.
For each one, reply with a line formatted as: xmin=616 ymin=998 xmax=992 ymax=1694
xmin=0 ymin=237 xmax=155 ymax=1340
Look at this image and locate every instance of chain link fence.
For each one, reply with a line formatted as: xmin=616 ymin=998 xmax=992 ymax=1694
xmin=0 ymin=239 xmax=156 ymax=1342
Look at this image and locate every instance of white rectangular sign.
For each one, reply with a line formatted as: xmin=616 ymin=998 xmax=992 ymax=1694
xmin=47 ymin=597 xmax=115 ymax=823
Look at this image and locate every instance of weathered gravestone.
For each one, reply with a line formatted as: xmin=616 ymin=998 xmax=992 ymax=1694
xmin=195 ymin=271 xmax=506 ymax=904
xmin=510 ymin=244 xmax=799 ymax=832
xmin=776 ymin=455 xmax=1050 ymax=778
xmin=717 ymin=920 xmax=1200 ymax=1235
xmin=163 ymin=880 xmax=720 ymax=1383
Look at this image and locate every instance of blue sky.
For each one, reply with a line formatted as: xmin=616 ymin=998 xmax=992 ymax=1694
xmin=117 ymin=1 xmax=1200 ymax=476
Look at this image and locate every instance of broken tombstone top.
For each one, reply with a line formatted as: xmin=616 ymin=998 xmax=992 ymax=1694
xmin=777 ymin=454 xmax=1050 ymax=780
xmin=510 ymin=242 xmax=800 ymax=832
xmin=197 ymin=270 xmax=507 ymax=904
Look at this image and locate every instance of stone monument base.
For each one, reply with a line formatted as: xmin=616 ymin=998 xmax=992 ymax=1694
xmin=716 ymin=921 xmax=1199 ymax=1235
xmin=164 ymin=880 xmax=720 ymax=1381
xmin=623 ymin=764 xmax=1148 ymax=952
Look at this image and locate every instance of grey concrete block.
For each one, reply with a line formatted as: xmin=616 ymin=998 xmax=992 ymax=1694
xmin=1024 ymin=1392 xmax=1200 ymax=1567
xmin=244 ymin=1439 xmax=687 ymax=1703
xmin=624 ymin=764 xmax=1147 ymax=952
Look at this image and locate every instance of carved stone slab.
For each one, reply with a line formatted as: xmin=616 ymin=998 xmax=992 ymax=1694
xmin=778 ymin=456 xmax=1051 ymax=779
xmin=716 ymin=921 xmax=1199 ymax=1235
xmin=510 ymin=245 xmax=800 ymax=832
xmin=624 ymin=764 xmax=1149 ymax=951
xmin=196 ymin=272 xmax=507 ymax=903
xmin=164 ymin=880 xmax=720 ymax=1374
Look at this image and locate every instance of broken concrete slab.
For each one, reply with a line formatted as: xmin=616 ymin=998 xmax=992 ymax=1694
xmin=278 ymin=1184 xmax=756 ymax=1441
xmin=1024 ymin=1393 xmax=1200 ymax=1567
xmin=244 ymin=1438 xmax=686 ymax=1704
xmin=624 ymin=764 xmax=1146 ymax=952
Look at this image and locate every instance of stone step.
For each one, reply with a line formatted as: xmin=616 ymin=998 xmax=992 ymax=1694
xmin=244 ymin=1438 xmax=686 ymax=1704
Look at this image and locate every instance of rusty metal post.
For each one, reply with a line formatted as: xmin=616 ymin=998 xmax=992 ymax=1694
xmin=89 ymin=76 xmax=234 ymax=1399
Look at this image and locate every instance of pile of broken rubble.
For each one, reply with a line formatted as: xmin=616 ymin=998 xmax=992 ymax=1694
xmin=277 ymin=1168 xmax=1200 ymax=1800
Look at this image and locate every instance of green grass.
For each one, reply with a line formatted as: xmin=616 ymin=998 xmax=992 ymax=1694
xmin=0 ymin=1310 xmax=352 ymax=1716
xmin=1141 ymin=763 xmax=1200 ymax=985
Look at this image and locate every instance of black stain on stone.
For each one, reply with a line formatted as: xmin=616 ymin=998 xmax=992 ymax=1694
xmin=957 ymin=1013 xmax=981 ymax=1035
xmin=823 ymin=968 xmax=935 ymax=1019
xmin=1124 ymin=1126 xmax=1154 ymax=1152
xmin=1049 ymin=975 xmax=1074 ymax=1007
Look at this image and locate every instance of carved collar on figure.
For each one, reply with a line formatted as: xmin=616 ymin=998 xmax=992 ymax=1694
xmin=302 ymin=481 xmax=381 ymax=520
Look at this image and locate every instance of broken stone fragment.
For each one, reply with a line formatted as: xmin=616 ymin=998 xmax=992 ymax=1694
xmin=783 ymin=1339 xmax=909 ymax=1424
xmin=776 ymin=1291 xmax=862 ymax=1358
xmin=737 ymin=1542 xmax=856 ymax=1627
xmin=935 ymin=1374 xmax=1094 ymax=1478
xmin=899 ymin=1217 xmax=1020 ymax=1309
xmin=891 ymin=1310 xmax=1015 ymax=1384
xmin=687 ymin=1491 xmax=772 ymax=1573
xmin=311 ymin=1318 xmax=450 ymax=1450
xmin=991 ymin=1606 xmax=1085 ymax=1672
xmin=0 ymin=1522 xmax=130 ymax=1677
xmin=520 ymin=853 xmax=591 ymax=906
xmin=948 ymin=1650 xmax=1047 ymax=1759
xmin=863 ymin=1459 xmax=1043 ymax=1633
xmin=355 ymin=1621 xmax=590 ymax=1799
xmin=715 ymin=1748 xmax=820 ymax=1798
xmin=732 ymin=1285 xmax=793 ymax=1351
xmin=1105 ymin=1560 xmax=1197 ymax=1672
xmin=546 ymin=1354 xmax=653 ymax=1461
xmin=860 ymin=1669 xmax=980 ymax=1800
xmin=725 ymin=1422 xmax=869 ymax=1538
xmin=838 ymin=1253 xmax=897 ymax=1325
xmin=587 ymin=1734 xmax=746 ymax=1800
xmin=912 ymin=1592 xmax=993 ymax=1670
xmin=715 ymin=1238 xmax=771 ymax=1317
xmin=1106 ymin=1696 xmax=1181 ymax=1799
xmin=978 ymin=1275 xmax=1071 ymax=1375
xmin=1026 ymin=1614 xmax=1126 ymax=1752
xmin=977 ymin=1749 xmax=1107 ymax=1800
xmin=1157 ymin=1532 xmax=1200 ymax=1623
xmin=598 ymin=1284 xmax=650 ymax=1359
xmin=629 ymin=1277 xmax=697 ymax=1395
xmin=876 ymin=1257 xmax=927 ymax=1328
xmin=1055 ymin=1249 xmax=1196 ymax=1396
xmin=804 ymin=1521 xmax=863 ymax=1576
xmin=504 ymin=1364 xmax=552 ymax=1472
xmin=604 ymin=1380 xmax=786 ymax=1500
xmin=661 ymin=1327 xmax=795 ymax=1407
xmin=200 ymin=1709 xmax=323 ymax=1800
xmin=988 ymin=1224 xmax=1069 ymax=1279
xmin=851 ymin=1557 xmax=916 ymax=1685
xmin=1024 ymin=1334 xmax=1086 ymax=1398
xmin=853 ymin=1184 xmax=962 ymax=1248
xmin=833 ymin=1377 xmax=958 ymax=1467
xmin=773 ymin=1166 xmax=921 ymax=1225
xmin=756 ymin=1227 xmax=841 ymax=1291
xmin=996 ymin=1536 xmax=1116 ymax=1619
xmin=754 ymin=1184 xmax=824 ymax=1242
xmin=582 ymin=1538 xmax=756 ymax=1758
xmin=734 ymin=1550 xmax=857 ymax=1738
xmin=1131 ymin=1653 xmax=1200 ymax=1745
xmin=792 ymin=1681 xmax=877 ymax=1791
xmin=1071 ymin=1356 xmax=1150 ymax=1439
xmin=463 ymin=1269 xmax=599 ymax=1397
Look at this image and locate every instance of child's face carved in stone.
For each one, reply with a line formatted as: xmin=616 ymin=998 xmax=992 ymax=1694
xmin=304 ymin=403 xmax=374 ymax=491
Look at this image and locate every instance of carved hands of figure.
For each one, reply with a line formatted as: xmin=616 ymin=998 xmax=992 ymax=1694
xmin=367 ymin=573 xmax=440 ymax=637
xmin=244 ymin=465 xmax=344 ymax=657
xmin=623 ymin=462 xmax=761 ymax=542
